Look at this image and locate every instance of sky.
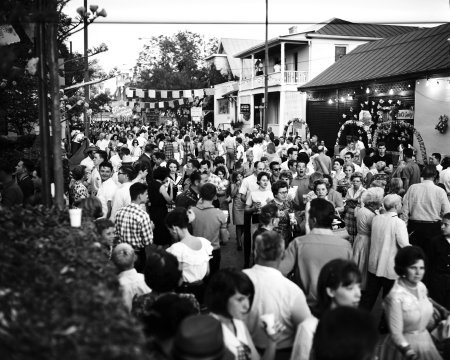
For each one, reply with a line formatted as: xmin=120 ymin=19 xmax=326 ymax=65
xmin=63 ymin=0 xmax=450 ymax=72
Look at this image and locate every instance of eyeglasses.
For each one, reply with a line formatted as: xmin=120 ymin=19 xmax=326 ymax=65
xmin=278 ymin=190 xmax=288 ymax=194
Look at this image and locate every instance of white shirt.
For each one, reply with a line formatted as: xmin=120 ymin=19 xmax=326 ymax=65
xmin=243 ymin=265 xmax=311 ymax=349
xmin=97 ymin=178 xmax=118 ymax=219
xmin=117 ymin=268 xmax=151 ymax=311
xmin=110 ymin=182 xmax=132 ymax=222
xmin=90 ymin=167 xmax=101 ymax=196
xmin=246 ymin=188 xmax=274 ymax=207
xmin=96 ymin=139 xmax=110 ymax=151
xmin=440 ymin=168 xmax=450 ymax=196
xmin=253 ymin=144 xmax=264 ymax=162
xmin=239 ymin=174 xmax=260 ymax=198
xmin=110 ymin=154 xmax=122 ymax=173
xmin=80 ymin=156 xmax=94 ymax=172
xmin=166 ymin=238 xmax=213 ymax=283
xmin=291 ymin=316 xmax=319 ymax=360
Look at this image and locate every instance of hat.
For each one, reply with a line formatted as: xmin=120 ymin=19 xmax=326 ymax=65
xmin=172 ymin=315 xmax=225 ymax=360
xmin=84 ymin=145 xmax=98 ymax=155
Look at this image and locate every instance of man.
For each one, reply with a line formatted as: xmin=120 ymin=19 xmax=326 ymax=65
xmin=15 ymin=159 xmax=35 ymax=205
xmin=199 ymin=160 xmax=221 ymax=189
xmin=162 ymin=134 xmax=174 ymax=161
xmin=339 ymin=139 xmax=360 ymax=163
xmin=429 ymin=212 xmax=450 ymax=309
xmin=80 ymin=145 xmax=97 ymax=173
xmin=361 ymin=194 xmax=410 ymax=310
xmin=138 ymin=143 xmax=156 ymax=183
xmin=252 ymin=137 xmax=264 ymax=162
xmin=203 ymin=134 xmax=215 ymax=161
xmin=0 ymin=162 xmax=23 ymax=207
xmin=292 ymin=160 xmax=310 ymax=210
xmin=372 ymin=142 xmax=393 ymax=172
xmin=313 ymin=145 xmax=332 ymax=175
xmin=279 ymin=198 xmax=352 ymax=305
xmin=90 ymin=150 xmax=107 ymax=196
xmin=110 ymin=166 xmax=136 ymax=222
xmin=401 ymin=165 xmax=450 ymax=257
xmin=242 ymin=150 xmax=254 ymax=177
xmin=400 ymin=147 xmax=421 ymax=191
xmin=269 ymin=161 xmax=281 ymax=183
xmin=244 ymin=231 xmax=311 ymax=354
xmin=224 ymin=130 xmax=236 ymax=170
xmin=175 ymin=171 xmax=201 ymax=209
xmin=152 ymin=151 xmax=166 ymax=170
xmin=343 ymin=152 xmax=362 ymax=173
xmin=96 ymin=162 xmax=118 ymax=219
xmin=287 ymin=159 xmax=298 ymax=180
xmin=431 ymin=152 xmax=443 ymax=173
xmin=280 ymin=147 xmax=298 ymax=171
xmin=440 ymin=157 xmax=450 ymax=202
xmin=137 ymin=129 xmax=147 ymax=148
xmin=115 ymin=182 xmax=153 ymax=273
xmin=191 ymin=183 xmax=229 ymax=276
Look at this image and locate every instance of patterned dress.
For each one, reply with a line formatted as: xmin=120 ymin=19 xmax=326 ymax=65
xmin=69 ymin=180 xmax=88 ymax=207
xmin=268 ymin=198 xmax=295 ymax=246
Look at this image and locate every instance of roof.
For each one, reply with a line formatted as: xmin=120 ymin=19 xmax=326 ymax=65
xmin=234 ymin=18 xmax=418 ymax=58
xmin=208 ymin=38 xmax=261 ymax=77
xmin=300 ymin=23 xmax=450 ymax=90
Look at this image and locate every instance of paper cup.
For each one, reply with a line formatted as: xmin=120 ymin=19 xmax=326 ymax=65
xmin=69 ymin=208 xmax=82 ymax=227
xmin=288 ymin=213 xmax=296 ymax=223
xmin=260 ymin=313 xmax=276 ymax=335
xmin=222 ymin=210 xmax=229 ymax=221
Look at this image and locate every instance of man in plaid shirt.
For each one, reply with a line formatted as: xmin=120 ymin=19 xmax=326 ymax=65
xmin=115 ymin=182 xmax=153 ymax=273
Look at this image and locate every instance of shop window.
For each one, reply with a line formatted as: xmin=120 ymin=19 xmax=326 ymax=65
xmin=335 ymin=46 xmax=347 ymax=61
xmin=218 ymin=99 xmax=229 ymax=114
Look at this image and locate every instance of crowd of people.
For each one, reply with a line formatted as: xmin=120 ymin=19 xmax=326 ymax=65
xmin=2 ymin=118 xmax=450 ymax=360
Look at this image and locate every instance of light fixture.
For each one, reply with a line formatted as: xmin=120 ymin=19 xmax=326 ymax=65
xmin=340 ymin=96 xmax=345 ymax=102
xmin=408 ymin=84 xmax=411 ymax=88
xmin=437 ymin=80 xmax=440 ymax=85
xmin=389 ymin=89 xmax=394 ymax=95
xmin=366 ymin=87 xmax=370 ymax=94
xmin=426 ymin=80 xmax=430 ymax=87
xmin=328 ymin=99 xmax=333 ymax=104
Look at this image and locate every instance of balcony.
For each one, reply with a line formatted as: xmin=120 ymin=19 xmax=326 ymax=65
xmin=239 ymin=71 xmax=308 ymax=92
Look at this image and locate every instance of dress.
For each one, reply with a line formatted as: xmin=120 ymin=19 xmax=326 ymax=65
xmin=377 ymin=281 xmax=442 ymax=360
xmin=268 ymin=198 xmax=295 ymax=245
xmin=148 ymin=180 xmax=171 ymax=246
xmin=352 ymin=206 xmax=377 ymax=289
xmin=232 ymin=185 xmax=245 ymax=226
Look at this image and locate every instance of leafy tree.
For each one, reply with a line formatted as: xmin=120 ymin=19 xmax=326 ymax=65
xmin=133 ymin=31 xmax=228 ymax=89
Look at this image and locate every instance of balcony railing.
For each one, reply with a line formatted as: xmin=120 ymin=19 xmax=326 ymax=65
xmin=239 ymin=70 xmax=308 ymax=91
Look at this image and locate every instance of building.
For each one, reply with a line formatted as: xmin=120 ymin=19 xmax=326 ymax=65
xmin=299 ymin=23 xmax=450 ymax=161
xmin=230 ymin=18 xmax=418 ymax=135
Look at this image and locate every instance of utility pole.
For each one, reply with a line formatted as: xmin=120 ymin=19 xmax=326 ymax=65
xmin=83 ymin=0 xmax=90 ymax=138
xmin=263 ymin=0 xmax=269 ymax=131
xmin=36 ymin=0 xmax=52 ymax=207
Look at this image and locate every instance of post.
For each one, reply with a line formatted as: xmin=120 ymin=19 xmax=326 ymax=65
xmin=83 ymin=0 xmax=90 ymax=138
xmin=263 ymin=0 xmax=269 ymax=131
xmin=281 ymin=42 xmax=285 ymax=83
xmin=36 ymin=0 xmax=52 ymax=207
xmin=47 ymin=0 xmax=65 ymax=209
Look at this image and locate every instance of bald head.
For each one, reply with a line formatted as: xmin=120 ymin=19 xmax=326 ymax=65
xmin=383 ymin=194 xmax=402 ymax=212
xmin=111 ymin=243 xmax=135 ymax=271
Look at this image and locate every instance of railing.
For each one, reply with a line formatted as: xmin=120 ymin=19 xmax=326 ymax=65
xmin=239 ymin=71 xmax=308 ymax=91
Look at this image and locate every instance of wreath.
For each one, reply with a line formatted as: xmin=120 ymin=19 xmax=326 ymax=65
xmin=335 ymin=120 xmax=372 ymax=147
xmin=372 ymin=120 xmax=427 ymax=164
xmin=286 ymin=118 xmax=309 ymax=139
xmin=435 ymin=114 xmax=449 ymax=134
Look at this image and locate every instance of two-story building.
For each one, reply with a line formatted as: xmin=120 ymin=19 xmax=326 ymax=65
xmin=232 ymin=18 xmax=418 ymax=135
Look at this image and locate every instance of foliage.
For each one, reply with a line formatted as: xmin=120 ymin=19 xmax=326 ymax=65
xmin=133 ymin=31 xmax=229 ymax=89
xmin=0 ymin=206 xmax=149 ymax=360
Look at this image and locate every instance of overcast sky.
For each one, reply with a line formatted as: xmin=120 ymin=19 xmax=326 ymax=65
xmin=63 ymin=0 xmax=450 ymax=71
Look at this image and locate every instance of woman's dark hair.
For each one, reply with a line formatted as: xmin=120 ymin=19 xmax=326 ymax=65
xmin=132 ymin=139 xmax=139 ymax=146
xmin=231 ymin=171 xmax=242 ymax=183
xmin=167 ymin=159 xmax=180 ymax=171
xmin=71 ymin=165 xmax=86 ymax=181
xmin=313 ymin=179 xmax=328 ymax=194
xmin=312 ymin=307 xmax=378 ymax=360
xmin=205 ymin=268 xmax=254 ymax=318
xmin=214 ymin=165 xmax=227 ymax=177
xmin=153 ymin=166 xmax=170 ymax=181
xmin=394 ymin=246 xmax=426 ymax=276
xmin=256 ymin=171 xmax=270 ymax=183
xmin=309 ymin=198 xmax=335 ymax=228
xmin=141 ymin=293 xmax=199 ymax=340
xmin=78 ymin=196 xmax=103 ymax=219
xmin=333 ymin=158 xmax=344 ymax=167
xmin=144 ymin=249 xmax=182 ymax=292
xmin=271 ymin=180 xmax=289 ymax=196
xmin=350 ymin=172 xmax=363 ymax=182
xmin=166 ymin=207 xmax=189 ymax=229
xmin=362 ymin=156 xmax=374 ymax=168
xmin=119 ymin=165 xmax=137 ymax=181
xmin=315 ymin=259 xmax=362 ymax=318
xmin=95 ymin=218 xmax=114 ymax=235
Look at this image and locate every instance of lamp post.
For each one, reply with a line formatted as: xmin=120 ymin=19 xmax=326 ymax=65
xmin=263 ymin=0 xmax=269 ymax=131
xmin=76 ymin=3 xmax=107 ymax=138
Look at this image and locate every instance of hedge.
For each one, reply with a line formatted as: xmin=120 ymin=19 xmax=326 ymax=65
xmin=0 ymin=206 xmax=149 ymax=360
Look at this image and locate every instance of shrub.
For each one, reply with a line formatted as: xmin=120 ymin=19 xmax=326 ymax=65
xmin=0 ymin=206 xmax=149 ymax=360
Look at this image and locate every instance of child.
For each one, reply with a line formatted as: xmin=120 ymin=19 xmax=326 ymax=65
xmin=111 ymin=243 xmax=151 ymax=312
xmin=95 ymin=218 xmax=116 ymax=256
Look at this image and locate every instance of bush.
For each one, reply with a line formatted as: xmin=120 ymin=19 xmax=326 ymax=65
xmin=0 ymin=206 xmax=149 ymax=360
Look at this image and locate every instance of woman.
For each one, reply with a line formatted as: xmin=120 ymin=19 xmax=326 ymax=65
xmin=291 ymin=259 xmax=362 ymax=360
xmin=252 ymin=203 xmax=280 ymax=252
xmin=182 ymin=135 xmax=195 ymax=164
xmin=205 ymin=268 xmax=282 ymax=360
xmin=245 ymin=172 xmax=274 ymax=225
xmin=388 ymin=177 xmax=406 ymax=197
xmin=69 ymin=165 xmax=88 ymax=207
xmin=231 ymin=172 xmax=245 ymax=250
xmin=344 ymin=172 xmax=366 ymax=243
xmin=269 ymin=180 xmax=296 ymax=245
xmin=166 ymin=208 xmax=212 ymax=304
xmin=371 ymin=161 xmax=391 ymax=193
xmin=304 ymin=179 xmax=330 ymax=234
xmin=149 ymin=167 xmax=174 ymax=246
xmin=336 ymin=163 xmax=354 ymax=198
xmin=78 ymin=196 xmax=103 ymax=220
xmin=216 ymin=134 xmax=226 ymax=158
xmin=332 ymin=158 xmax=346 ymax=190
xmin=352 ymin=187 xmax=384 ymax=289
xmin=130 ymin=139 xmax=142 ymax=160
xmin=215 ymin=166 xmax=230 ymax=210
xmin=263 ymin=143 xmax=281 ymax=165
xmin=95 ymin=132 xmax=109 ymax=151
xmin=279 ymin=170 xmax=296 ymax=201
xmin=378 ymin=246 xmax=443 ymax=360
xmin=300 ymin=140 xmax=312 ymax=156
xmin=167 ymin=159 xmax=183 ymax=209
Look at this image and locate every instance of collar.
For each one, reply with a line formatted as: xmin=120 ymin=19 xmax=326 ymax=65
xmin=386 ymin=211 xmax=398 ymax=217
xmin=310 ymin=228 xmax=334 ymax=235
xmin=118 ymin=268 xmax=138 ymax=279
xmin=196 ymin=202 xmax=215 ymax=210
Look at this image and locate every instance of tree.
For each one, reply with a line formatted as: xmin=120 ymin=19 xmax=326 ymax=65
xmin=133 ymin=31 xmax=229 ymax=90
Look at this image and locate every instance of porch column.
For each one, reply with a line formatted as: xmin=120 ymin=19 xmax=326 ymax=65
xmin=279 ymin=91 xmax=285 ymax=135
xmin=251 ymin=54 xmax=254 ymax=88
xmin=281 ymin=42 xmax=285 ymax=84
xmin=239 ymin=58 xmax=243 ymax=84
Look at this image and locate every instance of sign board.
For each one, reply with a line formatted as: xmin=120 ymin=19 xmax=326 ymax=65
xmin=240 ymin=104 xmax=251 ymax=114
xmin=190 ymin=107 xmax=202 ymax=118
xmin=397 ymin=109 xmax=414 ymax=120
xmin=192 ymin=117 xmax=201 ymax=123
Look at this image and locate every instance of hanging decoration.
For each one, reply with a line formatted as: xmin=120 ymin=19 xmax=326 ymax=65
xmin=335 ymin=120 xmax=372 ymax=148
xmin=435 ymin=114 xmax=449 ymax=134
xmin=372 ymin=120 xmax=427 ymax=164
xmin=286 ymin=118 xmax=310 ymax=139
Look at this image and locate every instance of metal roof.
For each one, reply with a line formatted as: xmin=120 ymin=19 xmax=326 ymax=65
xmin=216 ymin=38 xmax=262 ymax=77
xmin=300 ymin=23 xmax=450 ymax=90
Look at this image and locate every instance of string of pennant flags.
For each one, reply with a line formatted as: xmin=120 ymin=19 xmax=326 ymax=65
xmin=125 ymin=87 xmax=215 ymax=110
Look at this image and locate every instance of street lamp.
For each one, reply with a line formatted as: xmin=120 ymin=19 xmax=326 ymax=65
xmin=76 ymin=2 xmax=107 ymax=138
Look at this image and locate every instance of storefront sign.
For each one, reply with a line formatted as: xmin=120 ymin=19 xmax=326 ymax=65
xmin=191 ymin=107 xmax=202 ymax=118
xmin=397 ymin=109 xmax=414 ymax=120
xmin=240 ymin=104 xmax=251 ymax=114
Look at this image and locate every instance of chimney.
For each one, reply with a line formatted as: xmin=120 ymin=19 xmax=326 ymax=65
xmin=289 ymin=26 xmax=298 ymax=34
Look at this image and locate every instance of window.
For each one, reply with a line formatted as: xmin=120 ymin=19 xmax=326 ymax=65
xmin=335 ymin=46 xmax=347 ymax=61
xmin=217 ymin=99 xmax=229 ymax=114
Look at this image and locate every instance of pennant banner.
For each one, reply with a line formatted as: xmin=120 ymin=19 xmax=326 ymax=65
xmin=125 ymin=87 xmax=215 ymax=100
